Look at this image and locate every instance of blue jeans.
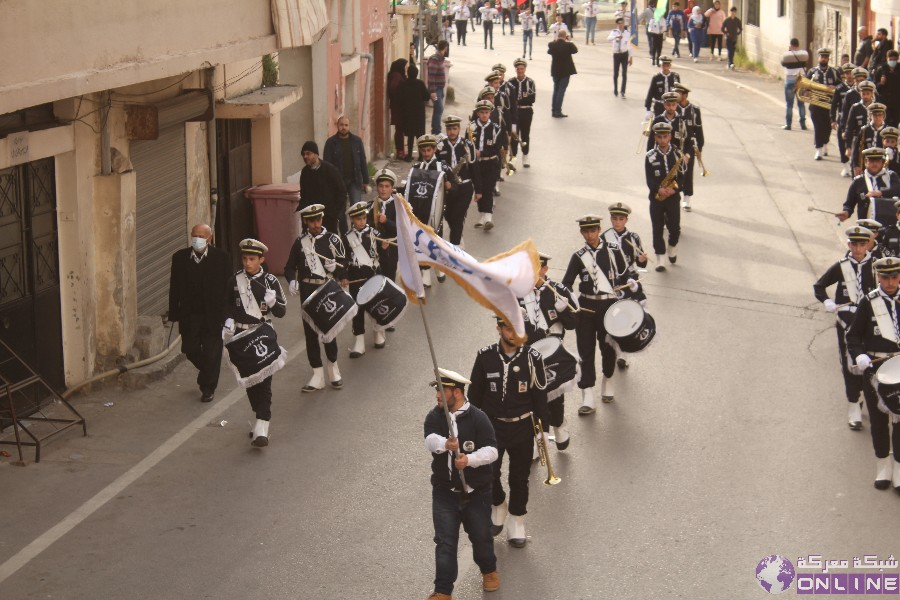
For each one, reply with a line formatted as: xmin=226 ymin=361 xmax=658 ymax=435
xmin=522 ymin=29 xmax=533 ymax=57
xmin=430 ymin=87 xmax=445 ymax=135
xmin=585 ymin=16 xmax=597 ymax=43
xmin=784 ymin=80 xmax=807 ymax=127
xmin=552 ymin=76 xmax=570 ymax=115
xmin=344 ymin=179 xmax=362 ymax=206
xmin=689 ymin=27 xmax=705 ymax=58
xmin=432 ymin=486 xmax=496 ymax=595
xmin=671 ymin=31 xmax=682 ymax=56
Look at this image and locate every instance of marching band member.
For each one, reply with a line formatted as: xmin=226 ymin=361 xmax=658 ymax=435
xmin=647 ymin=91 xmax=686 ymax=152
xmin=838 ymin=147 xmax=900 ymax=222
xmin=224 ymin=239 xmax=287 ymax=447
xmin=832 ymin=64 xmax=857 ymax=177
xmin=373 ymin=168 xmax=400 ymax=283
xmin=412 ymin=134 xmax=454 ymax=286
xmin=284 ymin=204 xmax=348 ymax=392
xmin=806 ymin=48 xmax=841 ymax=161
xmin=675 ymin=83 xmax=704 ymax=212
xmin=845 ymin=81 xmax=878 ymax=174
xmin=846 ymin=256 xmax=900 ymax=492
xmin=343 ymin=201 xmax=384 ymax=358
xmin=603 ymin=202 xmax=649 ymax=296
xmin=857 ymin=218 xmax=885 ymax=259
xmin=562 ymin=216 xmax=641 ymax=412
xmin=838 ymin=67 xmax=876 ymax=173
xmin=487 ymin=67 xmax=516 ymax=191
xmin=813 ymin=226 xmax=877 ymax=430
xmin=507 ymin=58 xmax=536 ymax=168
xmin=468 ymin=314 xmax=549 ymax=548
xmin=645 ymin=122 xmax=689 ymax=269
xmin=471 ymin=100 xmax=507 ymax=231
xmin=883 ymin=127 xmax=900 ymax=173
xmin=436 ymin=115 xmax=480 ymax=245
xmin=519 ymin=252 xmax=577 ymax=449
xmin=643 ymin=56 xmax=680 ymax=119
xmin=424 ymin=369 xmax=500 ymax=599
xmin=850 ymin=103 xmax=888 ymax=173
xmin=876 ymin=202 xmax=900 ymax=258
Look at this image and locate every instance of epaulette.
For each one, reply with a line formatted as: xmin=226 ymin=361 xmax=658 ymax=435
xmin=868 ymin=289 xmax=881 ymax=300
xmin=575 ymin=247 xmax=588 ymax=257
xmin=528 ymin=347 xmax=542 ymax=359
xmin=852 ymin=174 xmax=864 ymax=181
xmin=478 ymin=344 xmax=496 ymax=355
xmin=233 ymin=269 xmax=243 ymax=276
xmin=645 ymin=149 xmax=657 ymax=158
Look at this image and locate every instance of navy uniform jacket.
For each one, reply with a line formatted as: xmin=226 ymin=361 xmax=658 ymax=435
xmin=602 ymin=227 xmax=649 ymax=272
xmin=561 ymin=242 xmax=638 ymax=299
xmin=831 ymin=81 xmax=852 ymax=124
xmin=680 ymin=103 xmax=704 ymax=151
xmin=343 ymin=225 xmax=382 ymax=281
xmin=850 ymin=124 xmax=886 ymax=168
xmin=468 ymin=343 xmax=549 ymax=446
xmin=375 ymin=195 xmax=399 ymax=266
xmin=436 ymin=136 xmax=480 ymax=188
xmin=519 ymin=279 xmax=577 ymax=342
xmin=806 ymin=65 xmax=841 ymax=94
xmin=644 ymin=71 xmax=681 ymax=112
xmin=283 ymin=228 xmax=348 ymax=283
xmin=844 ymin=101 xmax=874 ymax=151
xmin=495 ymin=85 xmax=518 ymax=130
xmin=424 ymin=403 xmax=496 ymax=492
xmin=879 ymin=225 xmax=900 ymax=258
xmin=645 ymin=145 xmax=686 ymax=202
xmin=847 ymin=288 xmax=900 ymax=359
xmin=648 ymin=109 xmax=686 ymax=151
xmin=225 ymin=269 xmax=287 ymax=327
xmin=506 ymin=75 xmax=537 ymax=110
xmin=842 ymin=170 xmax=900 ymax=219
xmin=813 ymin=252 xmax=876 ymax=329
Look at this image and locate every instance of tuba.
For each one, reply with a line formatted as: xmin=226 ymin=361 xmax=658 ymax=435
xmin=795 ymin=75 xmax=835 ymax=110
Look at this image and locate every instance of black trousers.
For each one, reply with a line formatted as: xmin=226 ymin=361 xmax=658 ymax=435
xmin=511 ymin=108 xmax=532 ymax=157
xmin=444 ymin=181 xmax=473 ymax=244
xmin=682 ymin=152 xmax=696 ymax=196
xmin=836 ymin=323 xmax=863 ymax=403
xmin=613 ymin=52 xmax=629 ymax=94
xmin=649 ymin=195 xmax=681 ymax=255
xmin=456 ymin=20 xmax=467 ymax=44
xmin=548 ymin=396 xmax=565 ymax=428
xmin=300 ymin=281 xmax=338 ymax=368
xmin=838 ymin=126 xmax=849 ymax=164
xmin=247 ymin=376 xmax=272 ymax=421
xmin=491 ymin=422 xmax=533 ymax=516
xmin=648 ymin=33 xmax=663 ymax=64
xmin=707 ymin=33 xmax=723 ymax=54
xmin=350 ymin=280 xmax=368 ymax=335
xmin=476 ymin=159 xmax=499 ymax=214
xmin=575 ymin=298 xmax=618 ymax=388
xmin=179 ymin=318 xmax=223 ymax=395
xmin=863 ymin=372 xmax=900 ymax=459
xmin=810 ymin=105 xmax=832 ymax=148
xmin=483 ymin=21 xmax=493 ymax=48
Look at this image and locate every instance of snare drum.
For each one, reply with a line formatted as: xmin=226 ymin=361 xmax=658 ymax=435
xmin=301 ymin=279 xmax=358 ymax=343
xmin=875 ymin=355 xmax=900 ymax=418
xmin=530 ymin=336 xmax=580 ymax=401
xmin=225 ymin=323 xmax=287 ymax=388
xmin=603 ymin=299 xmax=657 ymax=353
xmin=356 ymin=275 xmax=408 ymax=328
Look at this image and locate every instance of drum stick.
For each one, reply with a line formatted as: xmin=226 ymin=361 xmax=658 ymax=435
xmin=625 ymin=239 xmax=653 ymax=264
xmin=546 ymin=282 xmax=580 ymax=313
xmin=872 ymin=353 xmax=899 ymax=365
xmin=612 ymin=278 xmax=643 ymax=292
xmin=347 ymin=278 xmax=369 ymax=284
xmin=807 ymin=206 xmax=839 ymax=216
xmin=375 ymin=237 xmax=398 ymax=246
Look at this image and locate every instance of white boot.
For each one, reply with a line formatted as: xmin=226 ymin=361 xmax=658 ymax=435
xmin=681 ymin=195 xmax=692 ymax=211
xmin=893 ymin=460 xmax=900 ymax=493
xmin=655 ymin=255 xmax=666 ymax=272
xmin=374 ymin=326 xmax=386 ymax=349
xmin=326 ymin=360 xmax=343 ymax=388
xmin=490 ymin=501 xmax=508 ymax=536
xmin=600 ymin=376 xmax=615 ymax=403
xmin=554 ymin=418 xmax=570 ymax=450
xmin=578 ymin=388 xmax=596 ymax=415
xmin=437 ymin=270 xmax=446 ymax=282
xmin=841 ymin=164 xmax=851 ymax=177
xmin=349 ymin=334 xmax=365 ymax=359
xmin=875 ymin=456 xmax=893 ymax=489
xmin=422 ymin=268 xmax=432 ymax=288
xmin=523 ymin=156 xmax=530 ymax=168
xmin=667 ymin=243 xmax=678 ymax=264
xmin=507 ymin=514 xmax=527 ymax=548
xmin=475 ymin=213 xmax=486 ymax=229
xmin=848 ymin=401 xmax=863 ymax=430
xmin=251 ymin=419 xmax=269 ymax=447
xmin=814 ymin=148 xmax=822 ymax=160
xmin=823 ymin=145 xmax=829 ymax=156
xmin=302 ymin=367 xmax=325 ymax=393
xmin=483 ymin=213 xmax=494 ymax=231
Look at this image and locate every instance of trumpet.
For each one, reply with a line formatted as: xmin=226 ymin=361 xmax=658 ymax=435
xmin=636 ymin=118 xmax=652 ymax=154
xmin=532 ymin=416 xmax=561 ymax=486
xmin=694 ymin=141 xmax=709 ymax=177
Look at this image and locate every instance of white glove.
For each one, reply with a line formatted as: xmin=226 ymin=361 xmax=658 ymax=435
xmin=324 ymin=259 xmax=337 ymax=273
xmin=554 ymin=295 xmax=569 ymax=311
xmin=823 ymin=299 xmax=837 ymax=313
xmin=644 ymin=110 xmax=653 ymax=121
xmin=222 ymin=318 xmax=235 ymax=339
xmin=289 ymin=280 xmax=300 ymax=296
xmin=627 ymin=278 xmax=639 ymax=293
xmin=263 ymin=289 xmax=277 ymax=306
xmin=511 ymin=124 xmax=518 ymax=134
xmin=855 ymin=354 xmax=872 ymax=370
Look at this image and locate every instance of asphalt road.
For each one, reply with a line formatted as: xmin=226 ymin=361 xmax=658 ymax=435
xmin=3 ymin=25 xmax=899 ymax=600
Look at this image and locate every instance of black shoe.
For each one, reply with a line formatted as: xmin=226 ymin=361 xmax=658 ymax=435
xmin=490 ymin=524 xmax=504 ymax=536
xmin=875 ymin=479 xmax=891 ymax=490
xmin=655 ymin=264 xmax=666 ymax=272
xmin=386 ymin=326 xmax=396 ymax=332
xmin=331 ymin=379 xmax=343 ymax=389
xmin=349 ymin=351 xmax=363 ymax=359
xmin=616 ymin=358 xmax=629 ymax=370
xmin=251 ymin=436 xmax=269 ymax=448
xmin=800 ymin=123 xmax=808 ymax=130
xmin=669 ymin=256 xmax=677 ymax=264
xmin=614 ymin=90 xmax=618 ymax=97
xmin=509 ymin=538 xmax=527 ymax=548
xmin=556 ymin=438 xmax=570 ymax=451
xmin=558 ymin=113 xmax=568 ymax=118
xmin=200 ymin=392 xmax=214 ymax=403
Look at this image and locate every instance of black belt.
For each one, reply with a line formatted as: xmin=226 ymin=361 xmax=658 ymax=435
xmin=302 ymin=277 xmax=327 ymax=284
xmin=495 ymin=412 xmax=533 ymax=423
xmin=236 ymin=319 xmax=271 ymax=330
xmin=518 ymin=106 xmax=534 ymax=111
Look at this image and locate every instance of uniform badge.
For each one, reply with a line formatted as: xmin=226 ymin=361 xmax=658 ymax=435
xmin=654 ymin=170 xmax=661 ymax=176
xmin=490 ymin=382 xmax=498 ymax=392
xmin=518 ymin=381 xmax=527 ymax=393
xmin=513 ymin=366 xmax=520 ymax=373
xmin=582 ymin=274 xmax=589 ymax=282
xmin=548 ymin=309 xmax=558 ymax=320
xmin=463 ymin=440 xmax=475 ymax=452
xmin=875 ymin=326 xmax=882 ymax=335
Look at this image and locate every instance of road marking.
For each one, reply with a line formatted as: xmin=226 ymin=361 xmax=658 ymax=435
xmin=0 ymin=341 xmax=307 ymax=586
xmin=675 ymin=62 xmax=783 ymax=108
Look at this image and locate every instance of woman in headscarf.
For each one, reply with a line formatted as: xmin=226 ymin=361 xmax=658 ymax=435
xmin=396 ymin=64 xmax=430 ymax=161
xmin=388 ymin=59 xmax=409 ymax=159
xmin=688 ymin=5 xmax=706 ymax=62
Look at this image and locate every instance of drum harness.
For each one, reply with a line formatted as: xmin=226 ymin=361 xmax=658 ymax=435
xmin=347 ymin=226 xmax=379 ymax=271
xmin=578 ymin=244 xmax=617 ymax=300
xmin=862 ymin=170 xmax=885 ymax=220
xmin=300 ymin=232 xmax=339 ymax=284
xmin=494 ymin=347 xmax=547 ymax=423
xmin=869 ymin=288 xmax=900 ymax=355
xmin=235 ymin=272 xmax=271 ymax=330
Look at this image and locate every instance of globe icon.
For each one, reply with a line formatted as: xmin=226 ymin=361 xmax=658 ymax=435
xmin=755 ymin=555 xmax=795 ymax=594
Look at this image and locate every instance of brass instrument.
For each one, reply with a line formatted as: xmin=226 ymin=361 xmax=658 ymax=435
xmin=654 ymin=152 xmax=686 ymax=201
xmin=532 ymin=416 xmax=561 ymax=486
xmin=500 ymin=147 xmax=516 ymax=177
xmin=636 ymin=119 xmax=652 ymax=154
xmin=694 ymin=141 xmax=709 ymax=177
xmin=509 ymin=129 xmax=527 ymax=149
xmin=857 ymin=132 xmax=866 ymax=173
xmin=795 ymin=75 xmax=835 ymax=110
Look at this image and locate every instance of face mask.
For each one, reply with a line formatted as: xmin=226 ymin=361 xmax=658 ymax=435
xmin=191 ymin=237 xmax=208 ymax=252
xmin=889 ymin=61 xmax=898 ymax=68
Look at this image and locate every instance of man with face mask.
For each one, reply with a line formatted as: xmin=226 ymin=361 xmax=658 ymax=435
xmin=875 ymin=50 xmax=900 ymax=127
xmin=168 ymin=224 xmax=232 ymax=403
xmin=806 ymin=48 xmax=842 ymax=161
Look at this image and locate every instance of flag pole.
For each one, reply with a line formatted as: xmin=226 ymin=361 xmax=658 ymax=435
xmin=417 ymin=300 xmax=470 ymax=495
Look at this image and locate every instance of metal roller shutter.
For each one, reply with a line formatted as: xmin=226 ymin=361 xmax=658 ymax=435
xmin=132 ymin=125 xmax=187 ymax=316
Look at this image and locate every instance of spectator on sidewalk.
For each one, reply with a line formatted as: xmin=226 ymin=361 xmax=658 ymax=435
xmin=782 ymin=38 xmax=807 ymax=131
xmin=548 ymin=29 xmax=578 ymax=118
xmin=299 ymin=141 xmax=348 ymax=234
xmin=704 ymin=0 xmax=726 ymax=61
xmin=856 ymin=26 xmax=874 ymax=69
xmin=871 ymin=29 xmax=893 ymax=74
xmin=168 ymin=224 xmax=232 ymax=404
xmin=397 ymin=64 xmax=430 ymax=160
xmin=667 ymin=2 xmax=687 ymax=58
xmin=323 ymin=116 xmax=371 ymax=208
xmin=427 ymin=41 xmax=450 ymax=135
xmin=722 ymin=7 xmax=742 ymax=70
xmin=688 ymin=6 xmax=706 ymax=62
xmin=388 ymin=59 xmax=408 ymax=160
xmin=875 ymin=50 xmax=900 ymax=127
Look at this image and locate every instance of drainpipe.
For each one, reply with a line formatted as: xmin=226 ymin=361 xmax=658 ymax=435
xmin=850 ymin=0 xmax=858 ymax=61
xmin=206 ymin=68 xmax=219 ymax=235
xmin=100 ymin=91 xmax=111 ymax=176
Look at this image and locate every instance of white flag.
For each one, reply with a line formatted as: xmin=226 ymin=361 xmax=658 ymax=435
xmin=394 ymin=194 xmax=540 ymax=342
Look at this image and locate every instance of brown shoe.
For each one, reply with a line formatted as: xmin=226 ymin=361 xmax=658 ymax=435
xmin=427 ymin=594 xmax=452 ymax=600
xmin=483 ymin=571 xmax=500 ymax=592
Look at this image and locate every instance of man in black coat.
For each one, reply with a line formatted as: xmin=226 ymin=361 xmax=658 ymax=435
xmin=547 ymin=30 xmax=578 ymax=118
xmin=168 ymin=223 xmax=232 ymax=402
xmin=298 ymin=141 xmax=348 ymax=235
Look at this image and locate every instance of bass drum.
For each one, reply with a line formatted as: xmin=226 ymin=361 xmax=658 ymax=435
xmin=603 ymin=299 xmax=657 ymax=353
xmin=876 ymin=355 xmax=900 ymax=419
xmin=301 ymin=279 xmax=358 ymax=343
xmin=530 ymin=336 xmax=579 ymax=401
xmin=356 ymin=275 xmax=409 ymax=329
xmin=225 ymin=323 xmax=288 ymax=388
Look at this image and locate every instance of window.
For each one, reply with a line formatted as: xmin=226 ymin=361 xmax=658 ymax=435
xmin=747 ymin=0 xmax=760 ymax=26
xmin=777 ymin=0 xmax=786 ymax=18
